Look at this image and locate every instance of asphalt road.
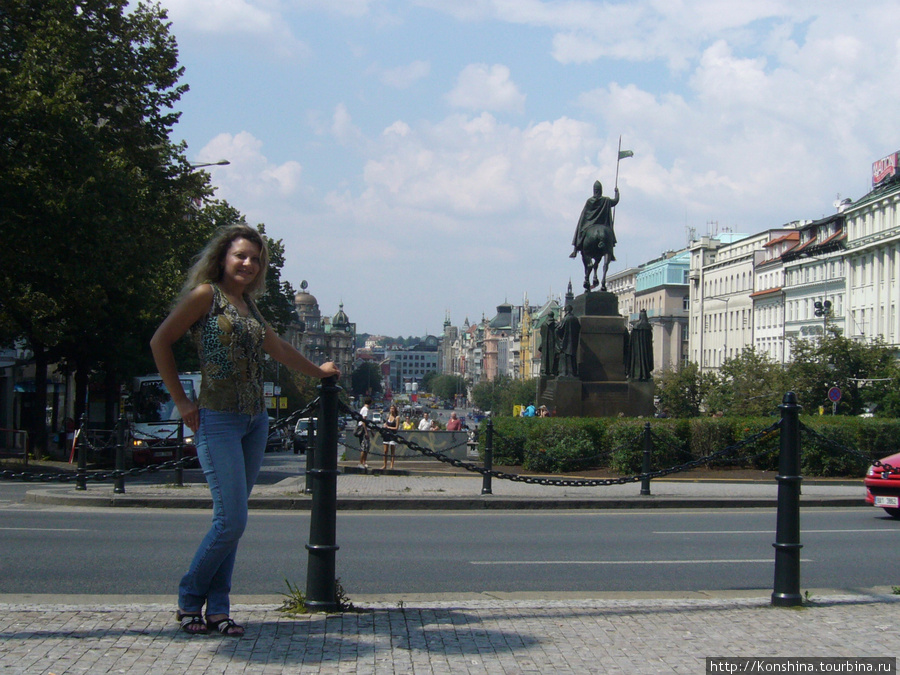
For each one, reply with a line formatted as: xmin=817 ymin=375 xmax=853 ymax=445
xmin=0 ymin=503 xmax=896 ymax=597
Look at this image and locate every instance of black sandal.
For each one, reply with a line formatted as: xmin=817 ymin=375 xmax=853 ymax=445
xmin=176 ymin=610 xmax=208 ymax=635
xmin=207 ymin=616 xmax=244 ymax=637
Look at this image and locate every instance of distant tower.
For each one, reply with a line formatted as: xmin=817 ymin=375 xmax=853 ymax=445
xmin=520 ymin=294 xmax=532 ymax=380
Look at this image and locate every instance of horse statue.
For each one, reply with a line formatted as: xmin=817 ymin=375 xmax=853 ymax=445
xmin=580 ymin=222 xmax=616 ymax=292
xmin=570 ymin=181 xmax=619 ymax=292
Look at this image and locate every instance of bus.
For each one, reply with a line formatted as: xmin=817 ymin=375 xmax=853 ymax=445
xmin=130 ymin=373 xmax=201 ymax=466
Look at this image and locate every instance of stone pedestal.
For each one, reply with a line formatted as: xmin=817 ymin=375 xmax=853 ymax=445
xmin=538 ymin=291 xmax=655 ymax=418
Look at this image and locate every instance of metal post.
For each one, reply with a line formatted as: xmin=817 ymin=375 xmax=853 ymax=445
xmin=305 ymin=376 xmax=340 ymax=612
xmin=772 ymin=391 xmax=803 ymax=607
xmin=640 ymin=422 xmax=652 ymax=496
xmin=305 ymin=420 xmax=316 ymax=494
xmin=175 ymin=419 xmax=184 ymax=488
xmin=481 ymin=415 xmax=493 ymax=495
xmin=75 ymin=414 xmax=87 ymax=491
xmin=114 ymin=415 xmax=126 ymax=494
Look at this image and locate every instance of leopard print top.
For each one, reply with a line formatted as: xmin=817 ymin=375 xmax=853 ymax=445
xmin=191 ymin=285 xmax=267 ymax=415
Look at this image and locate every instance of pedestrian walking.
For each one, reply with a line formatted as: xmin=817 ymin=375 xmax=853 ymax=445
xmin=150 ymin=224 xmax=339 ymax=637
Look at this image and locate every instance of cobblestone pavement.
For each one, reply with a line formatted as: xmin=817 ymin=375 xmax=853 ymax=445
xmin=1 ymin=594 xmax=897 ymax=674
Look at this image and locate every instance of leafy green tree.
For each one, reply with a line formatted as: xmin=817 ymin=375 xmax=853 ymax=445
xmin=421 ymin=371 xmax=439 ymax=393
xmin=430 ymin=374 xmax=467 ymax=402
xmin=470 ymin=378 xmax=503 ymax=413
xmin=654 ymin=361 xmax=712 ymax=418
xmin=0 ymin=0 xmax=204 ymax=450
xmin=705 ymin=348 xmax=787 ymax=417
xmin=786 ymin=331 xmax=897 ymax=415
xmin=351 ymin=362 xmax=383 ymax=397
xmin=471 ymin=376 xmax=537 ymax=416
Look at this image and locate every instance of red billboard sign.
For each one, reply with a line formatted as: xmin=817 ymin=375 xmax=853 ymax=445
xmin=872 ymin=151 xmax=899 ymax=186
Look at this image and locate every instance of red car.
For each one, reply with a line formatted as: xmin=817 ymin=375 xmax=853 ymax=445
xmin=864 ymin=451 xmax=900 ymax=519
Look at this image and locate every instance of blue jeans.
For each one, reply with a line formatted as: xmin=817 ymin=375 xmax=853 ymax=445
xmin=178 ymin=409 xmax=268 ymax=616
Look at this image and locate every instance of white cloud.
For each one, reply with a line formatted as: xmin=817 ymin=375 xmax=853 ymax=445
xmin=379 ymin=60 xmax=431 ymax=89
xmin=331 ymin=104 xmax=366 ymax=148
xmin=158 ymin=0 xmax=307 ymax=57
xmin=197 ymin=131 xmax=304 ymax=200
xmin=446 ymin=64 xmax=526 ymax=113
xmin=176 ymin=0 xmax=900 ymax=335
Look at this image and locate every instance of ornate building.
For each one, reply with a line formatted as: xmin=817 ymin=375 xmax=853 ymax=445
xmin=287 ymin=281 xmax=356 ymax=377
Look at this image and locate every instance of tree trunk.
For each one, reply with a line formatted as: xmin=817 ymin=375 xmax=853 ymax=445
xmin=74 ymin=359 xmax=90 ymax=429
xmin=30 ymin=343 xmax=49 ymax=459
xmin=104 ymin=368 xmax=119 ymax=428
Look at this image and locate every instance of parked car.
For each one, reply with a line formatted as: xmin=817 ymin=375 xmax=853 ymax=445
xmin=864 ymin=451 xmax=900 ymax=519
xmin=292 ymin=417 xmax=317 ymax=454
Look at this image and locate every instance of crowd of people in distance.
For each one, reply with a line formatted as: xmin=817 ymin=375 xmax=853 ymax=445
xmin=519 ymin=404 xmax=551 ymax=417
xmin=354 ymin=401 xmax=470 ymax=470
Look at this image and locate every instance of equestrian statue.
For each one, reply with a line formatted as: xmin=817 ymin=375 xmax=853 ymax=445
xmin=570 ymin=180 xmax=619 ymax=292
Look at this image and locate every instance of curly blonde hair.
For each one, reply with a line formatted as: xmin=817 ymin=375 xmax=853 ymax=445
xmin=181 ymin=224 xmax=269 ymax=299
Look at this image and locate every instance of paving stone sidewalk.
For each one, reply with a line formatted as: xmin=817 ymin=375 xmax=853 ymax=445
xmin=1 ymin=594 xmax=897 ymax=674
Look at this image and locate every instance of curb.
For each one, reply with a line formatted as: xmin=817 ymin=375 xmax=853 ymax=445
xmin=24 ymin=489 xmax=867 ymax=510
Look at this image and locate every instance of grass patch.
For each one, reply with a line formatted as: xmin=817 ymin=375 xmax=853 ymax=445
xmin=279 ymin=578 xmax=362 ymax=614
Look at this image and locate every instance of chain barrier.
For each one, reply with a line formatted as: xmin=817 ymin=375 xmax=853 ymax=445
xmin=338 ymin=433 xmax=472 ymax=461
xmin=0 ymin=398 xmax=323 ymax=484
xmin=339 ymin=401 xmax=784 ymax=488
xmin=799 ymin=423 xmax=897 ymax=473
xmin=270 ymin=398 xmax=320 ymax=433
xmin=648 ymin=426 xmax=780 ymax=467
xmin=0 ymin=456 xmax=201 ymax=483
xmin=489 ymin=426 xmax=641 ymax=468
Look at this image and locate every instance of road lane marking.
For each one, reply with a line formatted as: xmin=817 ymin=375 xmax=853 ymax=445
xmin=656 ymin=530 xmax=892 ymax=534
xmin=0 ymin=527 xmax=86 ymax=532
xmin=470 ymin=559 xmax=813 ymax=565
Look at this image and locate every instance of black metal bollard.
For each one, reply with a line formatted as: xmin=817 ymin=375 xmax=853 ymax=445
xmin=175 ymin=419 xmax=184 ymax=488
xmin=482 ymin=415 xmax=493 ymax=495
xmin=305 ymin=376 xmax=340 ymax=612
xmin=76 ymin=414 xmax=88 ymax=491
xmin=114 ymin=415 xmax=126 ymax=494
xmin=305 ymin=420 xmax=316 ymax=494
xmin=641 ymin=422 xmax=652 ymax=496
xmin=772 ymin=391 xmax=803 ymax=607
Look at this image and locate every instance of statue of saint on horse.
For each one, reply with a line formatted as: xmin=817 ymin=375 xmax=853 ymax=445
xmin=570 ymin=181 xmax=619 ymax=291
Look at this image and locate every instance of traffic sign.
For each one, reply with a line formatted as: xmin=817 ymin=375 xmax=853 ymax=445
xmin=827 ymin=387 xmax=841 ymax=403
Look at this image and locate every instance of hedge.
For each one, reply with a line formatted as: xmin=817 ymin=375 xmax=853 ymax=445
xmin=475 ymin=415 xmax=899 ymax=477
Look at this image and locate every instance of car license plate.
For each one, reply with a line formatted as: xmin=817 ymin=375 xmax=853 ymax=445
xmin=874 ymin=495 xmax=899 ymax=508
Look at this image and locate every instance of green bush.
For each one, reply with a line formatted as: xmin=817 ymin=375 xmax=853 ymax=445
xmin=476 ymin=414 xmax=895 ymax=478
xmin=481 ymin=417 xmax=535 ymax=465
xmin=607 ymin=421 xmax=689 ymax=474
xmin=523 ymin=423 xmax=598 ymax=473
xmin=688 ymin=417 xmax=736 ymax=465
xmin=799 ymin=418 xmax=900 ymax=477
xmin=725 ymin=417 xmax=781 ymax=471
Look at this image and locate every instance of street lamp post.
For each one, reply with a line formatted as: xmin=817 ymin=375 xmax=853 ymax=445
xmin=189 ymin=159 xmax=230 ymax=170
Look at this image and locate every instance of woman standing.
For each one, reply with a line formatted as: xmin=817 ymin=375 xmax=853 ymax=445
xmin=151 ymin=224 xmax=339 ymax=637
xmin=381 ymin=404 xmax=400 ymax=470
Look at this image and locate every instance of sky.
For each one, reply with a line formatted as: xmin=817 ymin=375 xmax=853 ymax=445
xmin=155 ymin=0 xmax=900 ymax=337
